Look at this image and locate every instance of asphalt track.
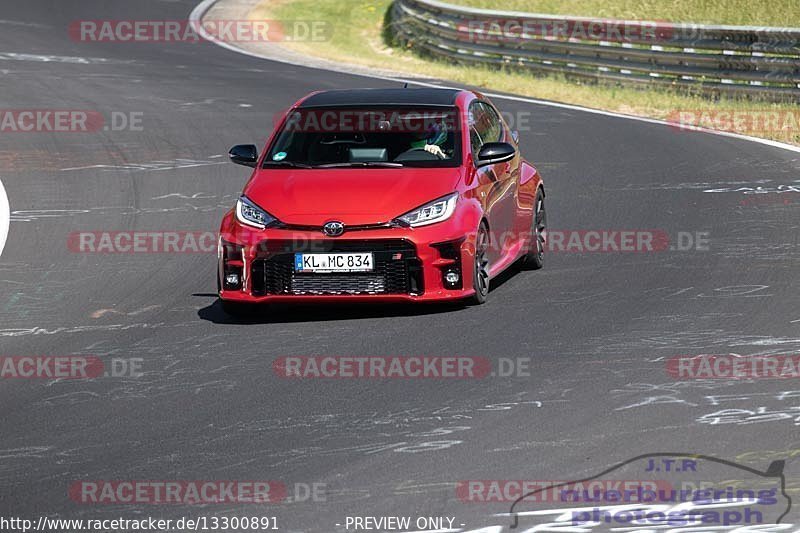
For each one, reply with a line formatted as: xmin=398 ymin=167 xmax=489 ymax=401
xmin=1 ymin=0 xmax=800 ymax=531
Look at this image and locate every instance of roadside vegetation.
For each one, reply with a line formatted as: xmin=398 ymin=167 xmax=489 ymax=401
xmin=449 ymin=0 xmax=800 ymax=27
xmin=251 ymin=0 xmax=800 ymax=145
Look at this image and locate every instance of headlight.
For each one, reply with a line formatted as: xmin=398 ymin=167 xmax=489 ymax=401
xmin=396 ymin=192 xmax=458 ymax=227
xmin=235 ymin=196 xmax=276 ymax=229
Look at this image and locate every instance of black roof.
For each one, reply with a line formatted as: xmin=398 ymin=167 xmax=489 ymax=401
xmin=297 ymin=88 xmax=462 ymax=108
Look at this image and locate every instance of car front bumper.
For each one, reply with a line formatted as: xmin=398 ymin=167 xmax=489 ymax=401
xmin=217 ymin=210 xmax=481 ymax=303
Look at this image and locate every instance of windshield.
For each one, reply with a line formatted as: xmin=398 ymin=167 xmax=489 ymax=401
xmin=264 ymin=106 xmax=462 ymax=168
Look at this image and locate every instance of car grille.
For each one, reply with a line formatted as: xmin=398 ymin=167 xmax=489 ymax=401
xmin=250 ymin=240 xmax=423 ymax=296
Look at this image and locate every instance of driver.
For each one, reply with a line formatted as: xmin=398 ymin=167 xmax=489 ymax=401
xmin=409 ymin=120 xmax=449 ymax=158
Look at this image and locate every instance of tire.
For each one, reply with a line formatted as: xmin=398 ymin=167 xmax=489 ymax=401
xmin=523 ymin=189 xmax=546 ymax=270
xmin=469 ymin=223 xmax=491 ymax=305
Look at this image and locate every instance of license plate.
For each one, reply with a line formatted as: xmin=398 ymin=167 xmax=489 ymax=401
xmin=294 ymin=252 xmax=374 ymax=273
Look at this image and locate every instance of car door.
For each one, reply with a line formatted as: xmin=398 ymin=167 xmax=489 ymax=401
xmin=469 ymin=101 xmax=519 ymax=265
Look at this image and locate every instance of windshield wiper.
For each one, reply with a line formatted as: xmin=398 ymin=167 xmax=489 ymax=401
xmin=262 ymin=160 xmax=313 ymax=169
xmin=313 ymin=162 xmax=405 ymax=168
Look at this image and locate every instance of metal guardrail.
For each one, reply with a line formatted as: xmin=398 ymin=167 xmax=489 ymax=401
xmin=389 ymin=0 xmax=800 ymax=100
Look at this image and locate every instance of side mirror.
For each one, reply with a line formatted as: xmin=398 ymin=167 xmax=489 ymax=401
xmin=477 ymin=142 xmax=516 ymax=167
xmin=229 ymin=144 xmax=259 ymax=167
xmin=511 ymin=130 xmax=519 ymax=143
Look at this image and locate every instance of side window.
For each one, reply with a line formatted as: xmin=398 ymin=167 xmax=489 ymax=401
xmin=479 ymin=102 xmax=503 ymax=143
xmin=469 ymin=101 xmax=503 ymax=165
xmin=468 ymin=102 xmax=485 ymax=161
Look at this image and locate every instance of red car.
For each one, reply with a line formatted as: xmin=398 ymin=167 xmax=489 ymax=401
xmin=217 ymin=88 xmax=545 ymax=313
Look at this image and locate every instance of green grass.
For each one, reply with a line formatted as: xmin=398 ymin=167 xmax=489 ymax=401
xmin=252 ymin=0 xmax=800 ymax=145
xmin=449 ymin=0 xmax=800 ymax=27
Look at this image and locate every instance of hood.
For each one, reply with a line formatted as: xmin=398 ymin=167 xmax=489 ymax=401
xmin=243 ymin=167 xmax=463 ymax=226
